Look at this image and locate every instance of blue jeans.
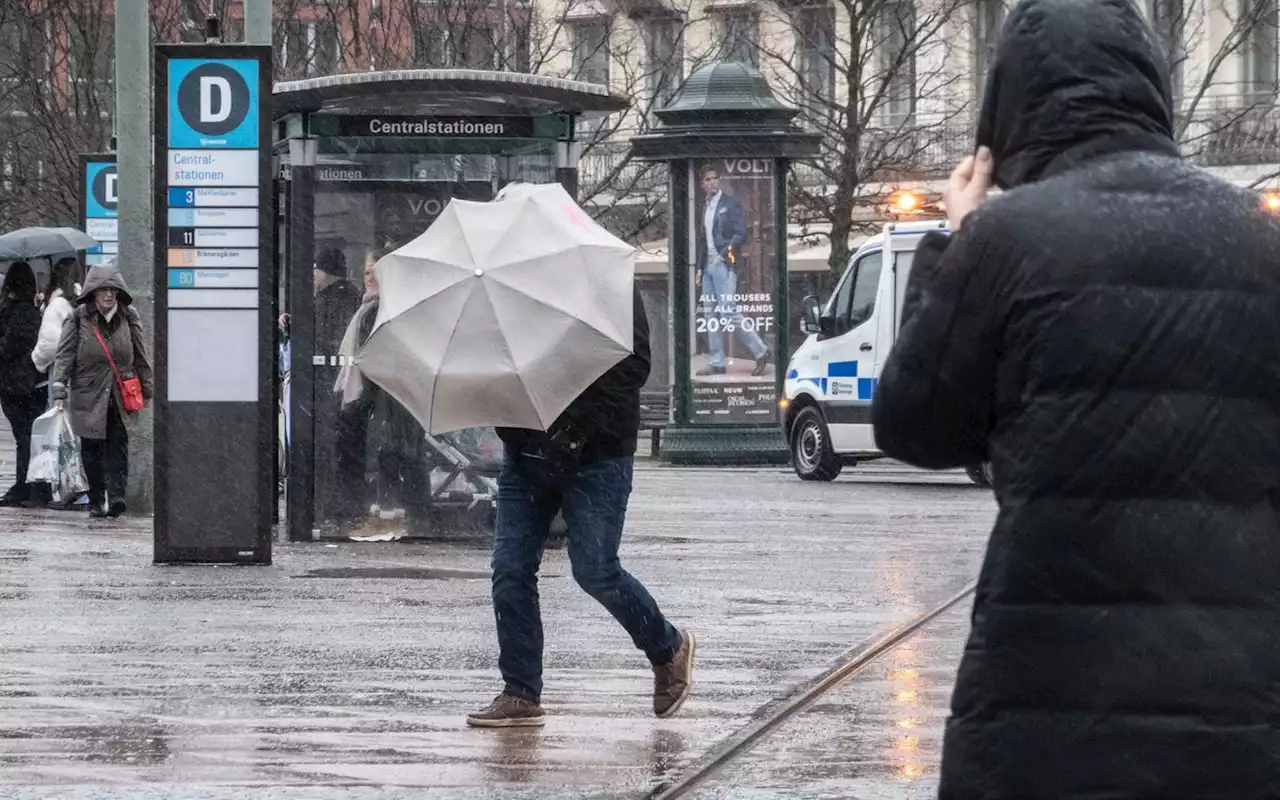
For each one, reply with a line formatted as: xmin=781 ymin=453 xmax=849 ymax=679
xmin=703 ymin=261 xmax=768 ymax=369
xmin=491 ymin=454 xmax=683 ymax=703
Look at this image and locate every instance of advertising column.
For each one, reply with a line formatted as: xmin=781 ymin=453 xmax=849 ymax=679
xmin=80 ymin=155 xmax=118 ymax=267
xmin=689 ymin=157 xmax=779 ymax=424
xmin=153 ymin=46 xmax=273 ymax=564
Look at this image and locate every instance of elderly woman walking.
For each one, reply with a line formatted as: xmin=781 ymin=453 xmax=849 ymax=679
xmin=51 ymin=263 xmax=152 ymax=518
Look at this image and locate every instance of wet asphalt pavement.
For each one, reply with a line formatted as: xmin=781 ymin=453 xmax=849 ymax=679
xmin=0 ymin=433 xmax=995 ymax=799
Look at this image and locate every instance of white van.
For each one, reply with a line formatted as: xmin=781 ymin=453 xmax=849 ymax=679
xmin=781 ymin=219 xmax=991 ymax=486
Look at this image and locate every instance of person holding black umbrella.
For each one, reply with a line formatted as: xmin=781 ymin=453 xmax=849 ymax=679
xmin=0 ymin=262 xmax=52 ymax=507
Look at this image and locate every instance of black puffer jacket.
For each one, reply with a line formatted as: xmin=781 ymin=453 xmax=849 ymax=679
xmin=0 ymin=299 xmax=42 ymax=397
xmin=872 ymin=0 xmax=1280 ymax=796
xmin=498 ymin=287 xmax=650 ymax=467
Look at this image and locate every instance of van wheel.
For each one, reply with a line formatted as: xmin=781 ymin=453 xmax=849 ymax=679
xmin=791 ymin=407 xmax=842 ymax=482
xmin=965 ymin=463 xmax=993 ymax=488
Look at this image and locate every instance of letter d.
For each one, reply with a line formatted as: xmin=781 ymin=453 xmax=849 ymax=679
xmin=200 ymin=76 xmax=232 ymax=123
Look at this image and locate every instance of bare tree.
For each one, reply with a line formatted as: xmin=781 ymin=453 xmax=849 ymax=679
xmin=742 ymin=0 xmax=973 ymax=272
xmin=0 ymin=0 xmax=696 ymax=242
xmin=1153 ymin=0 xmax=1280 ymax=185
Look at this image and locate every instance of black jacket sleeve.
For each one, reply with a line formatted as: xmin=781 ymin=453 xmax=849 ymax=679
xmin=871 ymin=224 xmax=1005 ymax=470
xmin=612 ymin=287 xmax=652 ymax=394
xmin=549 ymin=287 xmax=650 ymax=442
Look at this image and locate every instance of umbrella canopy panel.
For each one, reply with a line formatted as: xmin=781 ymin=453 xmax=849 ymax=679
xmin=357 ymin=185 xmax=636 ymax=435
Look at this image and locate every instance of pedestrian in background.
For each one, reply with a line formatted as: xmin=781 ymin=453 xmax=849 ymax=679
xmin=313 ymin=246 xmax=364 ymax=529
xmin=873 ymin=0 xmax=1280 ymax=795
xmin=33 ymin=257 xmax=82 ymax=395
xmin=52 ymin=263 xmax=152 ymax=519
xmin=333 ymin=246 xmax=431 ymax=539
xmin=0 ymin=262 xmax=51 ymax=507
xmin=469 ymin=287 xmax=695 ymax=729
xmin=33 ymin=257 xmax=87 ymax=509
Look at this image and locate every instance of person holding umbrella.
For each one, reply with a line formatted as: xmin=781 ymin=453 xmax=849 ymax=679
xmin=0 ymin=262 xmax=52 ymax=507
xmin=872 ymin=0 xmax=1280 ymax=794
xmin=51 ymin=262 xmax=152 ymax=519
xmin=352 ymin=184 xmax=695 ymax=727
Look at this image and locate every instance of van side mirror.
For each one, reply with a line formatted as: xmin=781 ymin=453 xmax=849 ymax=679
xmin=801 ymin=295 xmax=823 ymax=335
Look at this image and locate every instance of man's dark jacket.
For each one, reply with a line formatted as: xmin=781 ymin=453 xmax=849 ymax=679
xmin=872 ymin=0 xmax=1280 ymax=796
xmin=696 ymin=191 xmax=748 ymax=273
xmin=498 ymin=288 xmax=650 ymax=467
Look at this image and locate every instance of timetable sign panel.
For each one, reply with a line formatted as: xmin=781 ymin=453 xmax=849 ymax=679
xmin=167 ymin=248 xmax=260 ymax=268
xmin=86 ymin=218 xmax=118 ymax=243
xmin=167 ymin=187 xmax=260 ymax=207
xmin=167 ymin=150 xmax=259 ymax=186
xmin=167 ymin=207 xmax=257 ymax=227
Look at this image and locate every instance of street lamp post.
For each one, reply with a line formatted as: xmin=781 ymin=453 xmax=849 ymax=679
xmin=631 ymin=62 xmax=820 ymax=465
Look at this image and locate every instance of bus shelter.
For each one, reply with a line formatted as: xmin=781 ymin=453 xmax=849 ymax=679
xmin=273 ymin=70 xmax=627 ymax=542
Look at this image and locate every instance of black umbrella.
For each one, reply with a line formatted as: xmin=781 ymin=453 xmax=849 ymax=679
xmin=0 ymin=227 xmax=98 ymax=261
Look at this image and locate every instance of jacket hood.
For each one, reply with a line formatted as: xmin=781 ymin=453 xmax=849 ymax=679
xmin=976 ymin=0 xmax=1178 ymax=189
xmin=77 ymin=261 xmax=133 ymax=306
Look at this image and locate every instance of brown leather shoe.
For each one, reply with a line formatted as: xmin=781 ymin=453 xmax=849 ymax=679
xmin=466 ymin=693 xmax=546 ymax=728
xmin=653 ymin=630 xmax=696 ymax=718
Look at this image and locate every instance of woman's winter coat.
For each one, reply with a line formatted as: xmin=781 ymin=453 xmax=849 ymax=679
xmin=872 ymin=0 xmax=1280 ymax=796
xmin=32 ymin=286 xmax=79 ymax=373
xmin=0 ymin=298 xmax=44 ymax=398
xmin=52 ymin=265 xmax=153 ymax=440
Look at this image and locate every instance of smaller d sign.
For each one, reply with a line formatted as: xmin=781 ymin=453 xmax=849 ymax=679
xmin=86 ymin=162 xmax=118 ymax=217
xmin=168 ymin=59 xmax=258 ymax=149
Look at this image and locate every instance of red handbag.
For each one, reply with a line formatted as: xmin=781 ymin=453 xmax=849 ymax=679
xmin=91 ymin=325 xmax=145 ymax=413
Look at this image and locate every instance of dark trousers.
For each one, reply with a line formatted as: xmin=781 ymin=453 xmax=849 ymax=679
xmin=492 ymin=453 xmax=682 ymax=703
xmin=376 ymin=446 xmax=430 ymax=517
xmin=1 ymin=391 xmax=50 ymax=500
xmin=82 ymin=402 xmax=128 ymax=507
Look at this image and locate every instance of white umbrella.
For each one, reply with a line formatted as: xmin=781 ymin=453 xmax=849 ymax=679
xmin=355 ymin=183 xmax=636 ymax=435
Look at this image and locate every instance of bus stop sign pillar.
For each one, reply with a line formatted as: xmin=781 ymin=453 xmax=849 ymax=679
xmin=630 ymin=61 xmax=820 ymax=465
xmin=152 ymin=44 xmax=275 ymax=564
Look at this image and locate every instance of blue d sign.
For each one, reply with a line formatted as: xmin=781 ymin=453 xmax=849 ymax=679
xmin=85 ymin=162 xmax=118 ymax=217
xmin=168 ymin=59 xmax=259 ymax=149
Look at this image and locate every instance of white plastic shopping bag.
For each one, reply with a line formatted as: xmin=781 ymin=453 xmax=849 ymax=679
xmin=28 ymin=406 xmax=88 ymax=500
xmin=27 ymin=408 xmax=60 ymax=483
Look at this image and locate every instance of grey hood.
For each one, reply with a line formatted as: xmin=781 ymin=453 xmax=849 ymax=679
xmin=77 ymin=261 xmax=133 ymax=306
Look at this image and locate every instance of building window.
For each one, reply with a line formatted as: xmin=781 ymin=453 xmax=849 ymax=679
xmin=797 ymin=5 xmax=836 ymax=105
xmin=973 ymin=0 xmax=1004 ymax=98
xmin=512 ymin=20 xmax=533 ymax=72
xmin=881 ymin=0 xmax=916 ymax=121
xmin=67 ymin=12 xmax=116 ymax=110
xmin=453 ymin=26 xmax=499 ymax=70
xmin=644 ymin=16 xmax=684 ymax=107
xmin=312 ymin=19 xmax=339 ymax=75
xmin=571 ymin=20 xmax=610 ymax=86
xmin=715 ymin=10 xmax=759 ymax=66
xmin=1244 ymin=0 xmax=1279 ymax=99
xmin=414 ymin=28 xmax=447 ymax=68
xmin=278 ymin=19 xmax=340 ymax=79
xmin=1149 ymin=0 xmax=1185 ymax=103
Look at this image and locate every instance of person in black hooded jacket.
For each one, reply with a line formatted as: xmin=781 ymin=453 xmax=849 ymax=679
xmin=0 ymin=262 xmax=51 ymax=507
xmin=872 ymin=0 xmax=1280 ymax=796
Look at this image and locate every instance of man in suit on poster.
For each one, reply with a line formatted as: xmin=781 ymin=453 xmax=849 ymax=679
xmin=695 ymin=164 xmax=772 ymax=378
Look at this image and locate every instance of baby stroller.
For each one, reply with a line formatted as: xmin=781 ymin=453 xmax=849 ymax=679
xmin=426 ymin=427 xmax=567 ymax=545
